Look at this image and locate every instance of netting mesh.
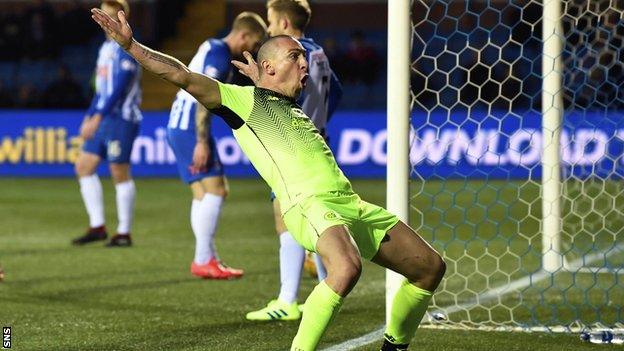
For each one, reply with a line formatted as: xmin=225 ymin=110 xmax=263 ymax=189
xmin=409 ymin=0 xmax=624 ymax=331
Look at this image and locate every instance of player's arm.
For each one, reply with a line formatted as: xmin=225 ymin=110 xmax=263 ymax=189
xmin=190 ymin=104 xmax=211 ymax=174
xmin=196 ymin=104 xmax=211 ymax=144
xmin=90 ymin=8 xmax=221 ymax=109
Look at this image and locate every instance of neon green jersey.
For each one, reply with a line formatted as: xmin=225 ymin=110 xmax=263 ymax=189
xmin=212 ymin=82 xmax=353 ymax=212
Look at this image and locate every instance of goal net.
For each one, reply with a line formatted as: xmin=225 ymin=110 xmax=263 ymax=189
xmin=402 ymin=0 xmax=624 ymax=332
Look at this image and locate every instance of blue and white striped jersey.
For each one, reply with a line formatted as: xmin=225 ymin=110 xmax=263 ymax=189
xmin=299 ymin=37 xmax=343 ymax=135
xmin=168 ymin=39 xmax=232 ymax=132
xmin=86 ymin=40 xmax=142 ymax=123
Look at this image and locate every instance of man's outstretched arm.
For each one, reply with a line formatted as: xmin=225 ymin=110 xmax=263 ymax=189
xmin=90 ymin=8 xmax=221 ymax=109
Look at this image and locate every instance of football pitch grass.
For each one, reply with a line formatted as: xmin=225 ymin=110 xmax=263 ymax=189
xmin=0 ymin=178 xmax=613 ymax=350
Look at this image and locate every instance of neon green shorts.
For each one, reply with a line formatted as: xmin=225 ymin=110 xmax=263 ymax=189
xmin=282 ymin=192 xmax=400 ymax=260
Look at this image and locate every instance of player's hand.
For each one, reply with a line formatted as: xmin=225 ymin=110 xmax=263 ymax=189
xmin=91 ymin=8 xmax=133 ymax=50
xmin=79 ymin=118 xmax=90 ymax=140
xmin=232 ymin=51 xmax=259 ymax=85
xmin=190 ymin=141 xmax=210 ymax=175
xmin=80 ymin=113 xmax=102 ymax=140
xmin=80 ymin=118 xmax=96 ymax=140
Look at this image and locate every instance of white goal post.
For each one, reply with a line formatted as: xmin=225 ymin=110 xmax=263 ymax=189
xmin=385 ymin=0 xmax=411 ymax=320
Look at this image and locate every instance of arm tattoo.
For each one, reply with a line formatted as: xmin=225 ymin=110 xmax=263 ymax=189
xmin=195 ymin=104 xmax=210 ymax=142
xmin=140 ymin=46 xmax=184 ymax=71
xmin=129 ymin=42 xmax=189 ymax=88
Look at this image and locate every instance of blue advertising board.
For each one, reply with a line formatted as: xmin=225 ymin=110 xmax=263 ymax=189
xmin=1 ymin=110 xmax=624 ymax=179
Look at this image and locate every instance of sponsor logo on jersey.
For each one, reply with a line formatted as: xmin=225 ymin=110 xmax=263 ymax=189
xmin=291 ymin=108 xmax=307 ymax=119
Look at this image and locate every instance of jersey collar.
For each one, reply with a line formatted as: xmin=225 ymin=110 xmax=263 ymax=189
xmin=257 ymin=87 xmax=298 ymax=103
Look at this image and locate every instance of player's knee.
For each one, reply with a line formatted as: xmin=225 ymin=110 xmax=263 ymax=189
xmin=220 ymin=187 xmax=229 ymax=199
xmin=74 ymin=161 xmax=84 ymax=176
xmin=214 ymin=186 xmax=228 ymax=198
xmin=331 ymin=258 xmax=361 ymax=294
xmin=430 ymin=253 xmax=446 ymax=287
xmin=274 ymin=220 xmax=288 ymax=235
xmin=110 ymin=166 xmax=130 ymax=183
xmin=405 ymin=252 xmax=445 ymax=289
xmin=75 ymin=159 xmax=93 ymax=177
xmin=201 ymin=177 xmax=228 ymax=198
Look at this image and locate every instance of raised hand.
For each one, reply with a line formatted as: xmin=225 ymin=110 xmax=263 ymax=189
xmin=232 ymin=51 xmax=260 ymax=85
xmin=91 ymin=8 xmax=133 ymax=50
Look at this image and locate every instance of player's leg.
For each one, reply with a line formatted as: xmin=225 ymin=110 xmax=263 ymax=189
xmin=180 ymin=132 xmax=240 ymax=279
xmin=291 ymin=224 xmax=362 ymax=351
xmin=107 ymin=162 xmax=135 ymax=247
xmin=371 ymin=221 xmax=446 ymax=351
xmin=197 ymin=175 xmax=228 ymax=262
xmin=72 ymin=146 xmax=107 ymax=245
xmin=189 ymin=180 xmax=209 ymax=262
xmin=188 ymin=175 xmax=242 ymax=279
xmin=246 ymin=198 xmax=305 ymax=321
xmin=106 ymin=122 xmax=139 ymax=247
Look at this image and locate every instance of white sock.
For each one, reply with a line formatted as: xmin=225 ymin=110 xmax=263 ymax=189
xmin=278 ymin=231 xmax=305 ymax=304
xmin=190 ymin=193 xmax=223 ymax=264
xmin=313 ymin=253 xmax=328 ymax=282
xmin=115 ymin=180 xmax=135 ymax=234
xmin=79 ymin=174 xmax=105 ymax=228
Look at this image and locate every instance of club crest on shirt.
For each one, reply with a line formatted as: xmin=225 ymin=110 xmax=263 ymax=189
xmin=324 ymin=211 xmax=338 ymax=220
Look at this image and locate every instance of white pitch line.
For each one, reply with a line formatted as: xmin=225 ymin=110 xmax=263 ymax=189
xmin=322 ymin=243 xmax=624 ymax=351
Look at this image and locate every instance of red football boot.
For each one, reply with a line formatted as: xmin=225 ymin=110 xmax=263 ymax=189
xmin=190 ymin=258 xmax=244 ymax=280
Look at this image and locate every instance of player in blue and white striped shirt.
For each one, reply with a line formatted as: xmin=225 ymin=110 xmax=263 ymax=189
xmin=167 ymin=12 xmax=267 ymax=279
xmin=72 ymin=0 xmax=141 ymax=247
xmin=239 ymin=0 xmax=343 ymax=320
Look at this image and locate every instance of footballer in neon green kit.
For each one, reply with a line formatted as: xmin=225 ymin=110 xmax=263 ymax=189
xmin=92 ymin=8 xmax=446 ymax=351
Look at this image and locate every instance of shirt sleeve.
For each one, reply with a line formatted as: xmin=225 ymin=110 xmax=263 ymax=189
xmin=211 ymin=82 xmax=255 ymax=129
xmin=94 ymin=50 xmax=138 ymax=117
xmin=203 ymin=49 xmax=231 ymax=82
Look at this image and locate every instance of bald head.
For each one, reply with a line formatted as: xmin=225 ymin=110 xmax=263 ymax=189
xmin=257 ymin=35 xmax=297 ymax=64
xmin=255 ymin=35 xmax=307 ymax=98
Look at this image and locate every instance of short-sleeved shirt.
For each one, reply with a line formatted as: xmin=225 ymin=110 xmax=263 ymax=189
xmin=212 ymin=83 xmax=353 ymax=213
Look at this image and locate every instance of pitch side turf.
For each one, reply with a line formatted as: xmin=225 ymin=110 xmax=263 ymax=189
xmin=0 ymin=178 xmax=605 ymax=350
